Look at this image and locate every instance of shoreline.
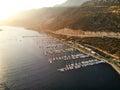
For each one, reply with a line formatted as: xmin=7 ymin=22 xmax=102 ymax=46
xmin=48 ymin=32 xmax=120 ymax=75
xmin=110 ymin=63 xmax=120 ymax=75
xmin=1 ymin=25 xmax=120 ymax=75
xmin=23 ymin=27 xmax=120 ymax=75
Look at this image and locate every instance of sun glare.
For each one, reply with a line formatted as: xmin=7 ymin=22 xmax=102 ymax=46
xmin=0 ymin=0 xmax=67 ymax=20
xmin=0 ymin=10 xmax=14 ymax=20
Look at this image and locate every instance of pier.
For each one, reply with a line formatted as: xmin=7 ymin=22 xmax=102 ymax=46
xmin=29 ymin=35 xmax=106 ymax=72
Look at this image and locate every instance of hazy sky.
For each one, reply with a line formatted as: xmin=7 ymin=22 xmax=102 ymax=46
xmin=0 ymin=0 xmax=67 ymax=20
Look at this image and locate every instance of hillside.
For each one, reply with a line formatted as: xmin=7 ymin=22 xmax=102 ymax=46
xmin=56 ymin=0 xmax=89 ymax=7
xmin=44 ymin=0 xmax=120 ymax=32
xmin=1 ymin=0 xmax=120 ymax=32
xmin=2 ymin=7 xmax=68 ymax=31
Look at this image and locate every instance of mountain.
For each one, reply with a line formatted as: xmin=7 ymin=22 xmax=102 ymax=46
xmin=57 ymin=0 xmax=89 ymax=7
xmin=43 ymin=0 xmax=120 ymax=32
xmin=1 ymin=0 xmax=120 ymax=32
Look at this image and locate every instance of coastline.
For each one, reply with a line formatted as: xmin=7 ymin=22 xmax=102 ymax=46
xmin=1 ymin=25 xmax=120 ymax=75
xmin=47 ymin=32 xmax=120 ymax=75
xmin=110 ymin=63 xmax=120 ymax=75
xmin=19 ymin=27 xmax=120 ymax=75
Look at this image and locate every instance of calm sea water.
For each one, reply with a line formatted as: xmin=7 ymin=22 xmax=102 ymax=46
xmin=0 ymin=26 xmax=120 ymax=90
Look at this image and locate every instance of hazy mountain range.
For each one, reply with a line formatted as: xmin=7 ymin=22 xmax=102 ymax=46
xmin=1 ymin=0 xmax=120 ymax=32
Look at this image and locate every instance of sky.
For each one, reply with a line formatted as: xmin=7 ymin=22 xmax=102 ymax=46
xmin=0 ymin=0 xmax=67 ymax=20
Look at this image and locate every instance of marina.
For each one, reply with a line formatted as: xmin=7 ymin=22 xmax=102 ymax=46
xmin=58 ymin=59 xmax=105 ymax=72
xmin=31 ymin=35 xmax=106 ymax=72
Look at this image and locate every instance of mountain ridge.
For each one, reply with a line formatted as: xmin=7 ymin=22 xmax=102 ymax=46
xmin=56 ymin=0 xmax=89 ymax=7
xmin=1 ymin=0 xmax=120 ymax=32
